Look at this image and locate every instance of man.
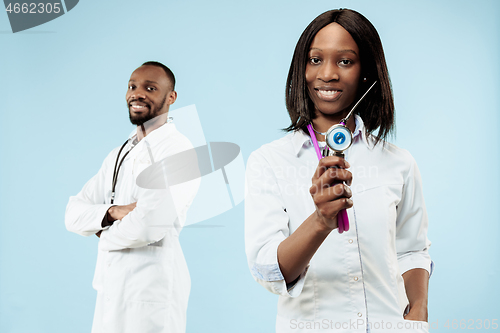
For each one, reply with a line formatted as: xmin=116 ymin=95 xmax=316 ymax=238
xmin=65 ymin=61 xmax=199 ymax=333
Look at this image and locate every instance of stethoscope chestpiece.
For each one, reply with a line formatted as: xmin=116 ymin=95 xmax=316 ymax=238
xmin=325 ymin=123 xmax=352 ymax=153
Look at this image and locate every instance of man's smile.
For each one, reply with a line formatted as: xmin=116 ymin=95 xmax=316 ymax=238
xmin=129 ymin=101 xmax=150 ymax=112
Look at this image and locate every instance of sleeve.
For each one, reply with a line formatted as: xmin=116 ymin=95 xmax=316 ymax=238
xmin=396 ymin=156 xmax=433 ymax=276
xmin=98 ymin=187 xmax=177 ymax=251
xmin=98 ymin=137 xmax=200 ymax=252
xmin=65 ymin=152 xmax=115 ymax=237
xmin=244 ymin=151 xmax=308 ymax=297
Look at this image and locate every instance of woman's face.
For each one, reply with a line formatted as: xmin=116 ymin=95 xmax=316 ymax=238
xmin=305 ymin=23 xmax=362 ymax=121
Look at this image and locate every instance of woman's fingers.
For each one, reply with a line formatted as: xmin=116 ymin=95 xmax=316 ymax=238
xmin=310 ymin=168 xmax=352 ymax=194
xmin=310 ymin=157 xmax=354 ymax=227
xmin=312 ymin=183 xmax=352 ymax=204
xmin=311 ymin=183 xmax=353 ymax=222
xmin=321 ymin=167 xmax=352 ymax=187
xmin=312 ymin=156 xmax=350 ymax=182
xmin=315 ymin=197 xmax=354 ymax=219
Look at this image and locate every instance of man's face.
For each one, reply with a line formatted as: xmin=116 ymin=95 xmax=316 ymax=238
xmin=126 ymin=65 xmax=175 ymax=125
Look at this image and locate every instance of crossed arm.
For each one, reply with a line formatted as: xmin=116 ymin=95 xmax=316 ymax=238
xmin=65 ymin=150 xmax=179 ymax=249
xmin=95 ymin=202 xmax=137 ymax=237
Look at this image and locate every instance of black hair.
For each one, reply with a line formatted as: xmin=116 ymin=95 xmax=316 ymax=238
xmin=141 ymin=61 xmax=176 ymax=90
xmin=285 ymin=9 xmax=394 ymax=145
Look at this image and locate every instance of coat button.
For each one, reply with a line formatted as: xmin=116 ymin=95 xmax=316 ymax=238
xmin=358 ymin=312 xmax=362 ymax=317
xmin=353 ymin=276 xmax=358 ymax=281
xmin=348 ymin=239 xmax=353 ymax=244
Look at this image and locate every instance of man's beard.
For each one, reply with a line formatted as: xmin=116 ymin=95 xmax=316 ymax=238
xmin=128 ymin=94 xmax=167 ymax=125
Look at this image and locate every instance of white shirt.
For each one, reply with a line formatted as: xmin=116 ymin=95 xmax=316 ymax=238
xmin=65 ymin=122 xmax=199 ymax=333
xmin=245 ymin=116 xmax=432 ymax=333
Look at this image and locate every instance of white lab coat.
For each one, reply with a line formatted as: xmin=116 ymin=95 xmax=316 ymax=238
xmin=65 ymin=122 xmax=199 ymax=333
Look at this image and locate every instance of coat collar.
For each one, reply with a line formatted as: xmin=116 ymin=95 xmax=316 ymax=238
xmin=127 ymin=120 xmax=175 ymax=148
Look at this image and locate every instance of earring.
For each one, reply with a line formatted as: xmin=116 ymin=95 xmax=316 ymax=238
xmin=362 ymin=77 xmax=367 ymax=83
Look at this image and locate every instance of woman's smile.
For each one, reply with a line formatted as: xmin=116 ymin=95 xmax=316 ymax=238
xmin=314 ymin=87 xmax=342 ymax=102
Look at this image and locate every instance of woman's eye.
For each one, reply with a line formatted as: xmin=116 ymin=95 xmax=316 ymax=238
xmin=128 ymin=85 xmax=135 ymax=90
xmin=147 ymin=87 xmax=156 ymax=91
xmin=339 ymin=59 xmax=352 ymax=66
xmin=309 ymin=57 xmax=321 ymax=65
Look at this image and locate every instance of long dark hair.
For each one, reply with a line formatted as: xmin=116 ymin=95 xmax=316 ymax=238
xmin=285 ymin=9 xmax=394 ymax=145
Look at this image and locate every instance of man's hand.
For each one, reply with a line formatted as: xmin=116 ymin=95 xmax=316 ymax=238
xmin=107 ymin=202 xmax=137 ymax=221
xmin=96 ymin=202 xmax=137 ymax=238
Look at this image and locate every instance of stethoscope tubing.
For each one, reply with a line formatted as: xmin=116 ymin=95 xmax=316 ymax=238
xmin=111 ymin=139 xmax=135 ymax=204
xmin=109 ymin=121 xmax=166 ymax=205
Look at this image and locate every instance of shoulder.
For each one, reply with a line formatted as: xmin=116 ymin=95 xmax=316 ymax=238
xmin=249 ymin=131 xmax=300 ymax=163
xmin=366 ymin=134 xmax=418 ymax=177
xmin=163 ymin=122 xmax=193 ymax=146
xmin=381 ymin=140 xmax=415 ymax=163
xmin=153 ymin=122 xmax=194 ymax=156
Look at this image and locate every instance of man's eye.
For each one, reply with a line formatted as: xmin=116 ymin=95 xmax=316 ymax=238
xmin=309 ymin=57 xmax=321 ymax=65
xmin=147 ymin=87 xmax=156 ymax=91
xmin=128 ymin=85 xmax=135 ymax=90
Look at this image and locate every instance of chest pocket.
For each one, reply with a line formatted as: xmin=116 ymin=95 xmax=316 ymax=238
xmin=132 ymin=153 xmax=152 ymax=180
xmin=352 ymin=183 xmax=403 ymax=242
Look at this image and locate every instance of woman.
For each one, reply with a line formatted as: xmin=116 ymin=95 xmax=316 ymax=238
xmin=245 ymin=9 xmax=432 ymax=333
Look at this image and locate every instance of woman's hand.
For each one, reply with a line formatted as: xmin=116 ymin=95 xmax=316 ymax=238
xmin=404 ymin=302 xmax=428 ymax=322
xmin=310 ymin=156 xmax=353 ymax=231
xmin=402 ymin=268 xmax=429 ymax=322
xmin=277 ymin=156 xmax=353 ymax=283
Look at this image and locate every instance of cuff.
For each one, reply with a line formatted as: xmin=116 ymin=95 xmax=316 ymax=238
xmin=101 ymin=205 xmax=117 ymax=228
xmin=251 ymin=262 xmax=309 ymax=297
xmin=66 ymin=204 xmax=115 ymax=236
xmin=398 ymin=251 xmax=433 ymax=277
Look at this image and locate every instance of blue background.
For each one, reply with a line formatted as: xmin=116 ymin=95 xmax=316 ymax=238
xmin=1 ymin=0 xmax=499 ymax=332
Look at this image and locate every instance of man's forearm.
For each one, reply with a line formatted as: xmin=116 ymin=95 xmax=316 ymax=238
xmin=66 ymin=196 xmax=114 ymax=237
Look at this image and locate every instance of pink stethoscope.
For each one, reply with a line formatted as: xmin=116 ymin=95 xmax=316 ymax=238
xmin=307 ymin=81 xmax=377 ymax=234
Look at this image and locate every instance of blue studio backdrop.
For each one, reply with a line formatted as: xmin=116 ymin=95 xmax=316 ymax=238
xmin=0 ymin=0 xmax=499 ymax=332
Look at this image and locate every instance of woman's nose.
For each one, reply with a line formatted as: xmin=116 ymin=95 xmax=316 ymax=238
xmin=317 ymin=61 xmax=339 ymax=82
